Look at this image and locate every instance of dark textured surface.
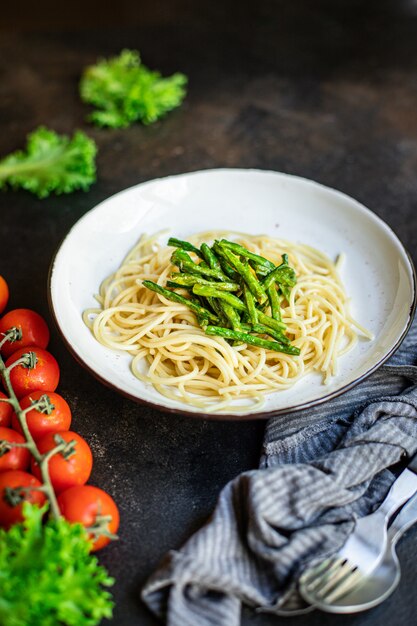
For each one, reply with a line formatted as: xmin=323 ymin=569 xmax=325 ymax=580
xmin=1 ymin=1 xmax=417 ymax=624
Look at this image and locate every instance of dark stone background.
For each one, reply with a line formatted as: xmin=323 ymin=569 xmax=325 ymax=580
xmin=1 ymin=1 xmax=417 ymax=624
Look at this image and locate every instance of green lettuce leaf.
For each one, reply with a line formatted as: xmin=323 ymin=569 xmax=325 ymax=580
xmin=0 ymin=503 xmax=114 ymax=626
xmin=0 ymin=127 xmax=97 ymax=198
xmin=80 ymin=49 xmax=187 ymax=128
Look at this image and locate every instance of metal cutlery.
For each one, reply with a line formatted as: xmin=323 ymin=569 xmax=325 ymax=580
xmin=300 ymin=491 xmax=417 ymax=613
xmin=299 ymin=453 xmax=417 ymax=606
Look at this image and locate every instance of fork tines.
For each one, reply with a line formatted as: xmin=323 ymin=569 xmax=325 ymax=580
xmin=300 ymin=557 xmax=365 ymax=604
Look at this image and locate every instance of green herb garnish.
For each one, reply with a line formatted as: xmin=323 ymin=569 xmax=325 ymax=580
xmin=80 ymin=49 xmax=187 ymax=128
xmin=0 ymin=127 xmax=97 ymax=198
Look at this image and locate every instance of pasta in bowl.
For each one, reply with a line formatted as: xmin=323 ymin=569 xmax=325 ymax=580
xmin=48 ymin=169 xmax=415 ymax=419
xmin=83 ymin=230 xmax=372 ymax=413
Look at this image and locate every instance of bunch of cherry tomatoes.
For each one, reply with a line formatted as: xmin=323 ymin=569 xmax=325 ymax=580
xmin=0 ymin=276 xmax=119 ymax=551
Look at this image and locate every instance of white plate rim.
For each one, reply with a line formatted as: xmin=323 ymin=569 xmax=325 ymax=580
xmin=48 ymin=168 xmax=417 ymax=420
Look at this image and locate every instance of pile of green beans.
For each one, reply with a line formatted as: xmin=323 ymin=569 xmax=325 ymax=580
xmin=142 ymin=237 xmax=300 ymax=356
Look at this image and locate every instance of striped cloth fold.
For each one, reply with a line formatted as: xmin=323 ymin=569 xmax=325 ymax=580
xmin=142 ymin=320 xmax=417 ymax=625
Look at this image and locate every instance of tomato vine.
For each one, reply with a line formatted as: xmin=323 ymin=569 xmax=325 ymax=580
xmin=0 ymin=330 xmax=62 ymax=518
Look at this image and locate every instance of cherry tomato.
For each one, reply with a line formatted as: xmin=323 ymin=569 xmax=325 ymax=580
xmin=0 ymin=276 xmax=9 ymax=316
xmin=0 ymin=309 xmax=50 ymax=358
xmin=0 ymin=427 xmax=30 ymax=472
xmin=31 ymin=430 xmax=92 ymax=493
xmin=0 ymin=391 xmax=12 ymax=427
xmin=0 ymin=470 xmax=46 ymax=529
xmin=12 ymin=391 xmax=71 ymax=441
xmin=57 ymin=485 xmax=120 ymax=551
xmin=5 ymin=347 xmax=60 ymax=398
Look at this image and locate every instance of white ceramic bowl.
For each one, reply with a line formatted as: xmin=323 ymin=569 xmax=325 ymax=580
xmin=49 ymin=169 xmax=416 ymax=419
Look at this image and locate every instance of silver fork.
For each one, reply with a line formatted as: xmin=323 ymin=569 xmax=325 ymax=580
xmin=299 ymin=453 xmax=417 ymax=605
xmin=303 ymin=491 xmax=417 ymax=613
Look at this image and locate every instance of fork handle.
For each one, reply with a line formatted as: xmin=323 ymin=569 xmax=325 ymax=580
xmin=388 ymin=492 xmax=417 ymax=545
xmin=375 ymin=466 xmax=417 ymax=521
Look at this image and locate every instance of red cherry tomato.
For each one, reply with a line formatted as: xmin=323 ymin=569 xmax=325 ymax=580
xmin=0 ymin=309 xmax=50 ymax=358
xmin=31 ymin=430 xmax=92 ymax=494
xmin=0 ymin=391 xmax=12 ymax=427
xmin=57 ymin=485 xmax=120 ymax=551
xmin=0 ymin=427 xmax=30 ymax=472
xmin=12 ymin=391 xmax=71 ymax=441
xmin=5 ymin=347 xmax=60 ymax=399
xmin=0 ymin=276 xmax=9 ymax=316
xmin=0 ymin=470 xmax=46 ymax=529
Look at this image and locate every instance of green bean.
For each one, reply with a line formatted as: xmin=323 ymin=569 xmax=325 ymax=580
xmin=171 ymin=249 xmax=224 ymax=280
xmin=218 ymin=261 xmax=239 ymax=281
xmin=169 ymin=273 xmax=239 ymax=291
xmin=209 ymin=297 xmax=229 ymax=325
xmin=192 ymin=284 xmax=246 ymax=311
xmin=267 ymin=285 xmax=282 ymax=321
xmin=167 ymin=237 xmax=203 ymax=258
xmin=249 ymin=261 xmax=270 ymax=277
xmin=263 ymin=263 xmax=297 ymax=291
xmin=240 ymin=322 xmax=289 ymax=344
xmin=205 ymin=326 xmax=300 ymax=355
xmin=196 ymin=314 xmax=209 ymax=329
xmin=257 ymin=310 xmax=286 ymax=331
xmin=251 ymin=323 xmax=290 ymax=345
xmin=243 ymin=285 xmax=258 ymax=325
xmin=220 ymin=302 xmax=242 ymax=331
xmin=256 ymin=300 xmax=270 ymax=313
xmin=143 ymin=281 xmax=218 ymax=322
xmin=219 ymin=239 xmax=275 ymax=271
xmin=210 ymin=243 xmax=239 ymax=280
xmin=200 ymin=243 xmax=224 ymax=274
xmin=166 ymin=281 xmax=192 ymax=289
xmin=214 ymin=244 xmax=267 ymax=304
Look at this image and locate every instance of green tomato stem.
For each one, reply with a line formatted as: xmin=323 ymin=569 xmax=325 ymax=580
xmin=24 ymin=394 xmax=55 ymax=415
xmin=40 ymin=443 xmax=66 ymax=466
xmin=0 ymin=326 xmax=22 ymax=349
xmin=87 ymin=514 xmax=119 ymax=541
xmin=0 ymin=439 xmax=30 ymax=452
xmin=7 ymin=352 xmax=38 ymax=372
xmin=0 ymin=352 xmax=61 ymax=520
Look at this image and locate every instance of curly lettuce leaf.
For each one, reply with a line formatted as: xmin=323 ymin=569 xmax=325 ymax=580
xmin=0 ymin=127 xmax=97 ymax=198
xmin=80 ymin=49 xmax=187 ymax=128
xmin=0 ymin=503 xmax=114 ymax=626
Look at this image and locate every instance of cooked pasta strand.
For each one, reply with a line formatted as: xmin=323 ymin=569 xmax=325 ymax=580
xmin=84 ymin=231 xmax=372 ymax=410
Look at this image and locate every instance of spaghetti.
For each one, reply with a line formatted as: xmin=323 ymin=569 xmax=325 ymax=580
xmin=83 ymin=231 xmax=372 ymax=411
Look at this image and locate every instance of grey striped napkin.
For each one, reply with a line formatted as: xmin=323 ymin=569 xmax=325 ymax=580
xmin=142 ymin=319 xmax=417 ymax=626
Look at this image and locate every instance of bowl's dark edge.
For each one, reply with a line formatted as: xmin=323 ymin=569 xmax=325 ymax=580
xmin=47 ymin=242 xmax=417 ymax=422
